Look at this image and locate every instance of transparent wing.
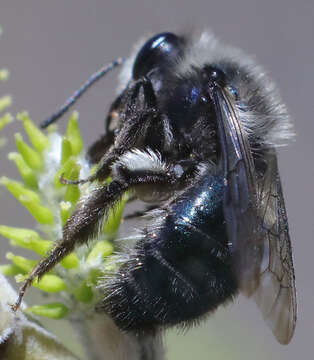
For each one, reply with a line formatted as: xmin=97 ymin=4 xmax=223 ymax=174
xmin=210 ymin=85 xmax=296 ymax=344
xmin=254 ymin=151 xmax=297 ymax=344
xmin=210 ymin=85 xmax=263 ymax=295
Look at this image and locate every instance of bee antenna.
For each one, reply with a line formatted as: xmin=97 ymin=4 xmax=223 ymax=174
xmin=40 ymin=57 xmax=125 ymax=129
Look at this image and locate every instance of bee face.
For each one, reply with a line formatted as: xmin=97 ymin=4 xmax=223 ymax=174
xmin=16 ymin=30 xmax=296 ymax=346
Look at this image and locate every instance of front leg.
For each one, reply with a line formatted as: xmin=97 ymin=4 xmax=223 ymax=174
xmin=87 ymin=93 xmax=124 ymax=164
xmin=67 ymin=79 xmax=160 ymax=185
xmin=87 ymin=131 xmax=115 ymax=164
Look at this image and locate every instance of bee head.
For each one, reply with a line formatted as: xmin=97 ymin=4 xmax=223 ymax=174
xmin=132 ymin=32 xmax=185 ymax=80
xmin=128 ymin=33 xmax=223 ymax=134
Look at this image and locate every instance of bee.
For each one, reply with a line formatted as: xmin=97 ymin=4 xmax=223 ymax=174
xmin=14 ymin=30 xmax=297 ymax=344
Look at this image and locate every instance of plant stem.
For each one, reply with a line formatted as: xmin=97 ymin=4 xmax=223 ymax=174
xmin=72 ymin=314 xmax=165 ymax=360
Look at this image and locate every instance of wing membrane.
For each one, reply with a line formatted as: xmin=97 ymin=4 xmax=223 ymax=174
xmin=254 ymin=151 xmax=297 ymax=344
xmin=210 ymin=85 xmax=296 ymax=343
xmin=210 ymin=85 xmax=263 ymax=294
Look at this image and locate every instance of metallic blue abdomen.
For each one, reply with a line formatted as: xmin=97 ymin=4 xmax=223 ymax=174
xmin=104 ymin=172 xmax=237 ymax=331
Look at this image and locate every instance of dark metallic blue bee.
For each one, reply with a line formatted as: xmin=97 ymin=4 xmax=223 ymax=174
xmin=15 ymin=31 xmax=297 ymax=345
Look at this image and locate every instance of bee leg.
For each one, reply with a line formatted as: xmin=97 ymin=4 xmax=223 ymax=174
xmin=92 ymin=82 xmax=158 ymax=182
xmin=13 ymin=157 xmax=183 ymax=311
xmin=87 ymin=131 xmax=115 ymax=164
xmin=61 ymin=106 xmax=154 ymax=185
xmin=71 ymin=80 xmax=158 ymax=184
xmin=87 ymin=93 xmax=124 ymax=164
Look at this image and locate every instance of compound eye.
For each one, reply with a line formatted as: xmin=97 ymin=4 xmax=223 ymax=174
xmin=205 ymin=66 xmax=226 ymax=85
xmin=133 ymin=32 xmax=183 ymax=79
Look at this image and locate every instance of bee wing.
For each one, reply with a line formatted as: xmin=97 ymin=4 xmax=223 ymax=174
xmin=210 ymin=86 xmax=296 ymax=344
xmin=253 ymin=151 xmax=297 ymax=344
xmin=210 ymin=85 xmax=263 ymax=294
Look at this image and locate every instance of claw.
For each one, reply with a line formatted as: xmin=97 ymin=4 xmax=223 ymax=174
xmin=59 ymin=173 xmax=95 ymax=185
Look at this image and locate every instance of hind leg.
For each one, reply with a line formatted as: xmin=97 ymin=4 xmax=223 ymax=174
xmin=13 ymin=152 xmax=186 ymax=311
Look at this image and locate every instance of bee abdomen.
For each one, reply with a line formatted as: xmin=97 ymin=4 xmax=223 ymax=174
xmin=102 ymin=173 xmax=238 ymax=332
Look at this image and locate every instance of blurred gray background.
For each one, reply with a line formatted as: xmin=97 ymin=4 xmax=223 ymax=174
xmin=0 ymin=1 xmax=313 ymax=359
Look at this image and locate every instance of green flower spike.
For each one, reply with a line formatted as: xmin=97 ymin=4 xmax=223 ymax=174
xmin=8 ymin=152 xmax=38 ymax=188
xmin=0 ymin=225 xmax=78 ymax=269
xmin=64 ymin=162 xmax=81 ymax=204
xmin=66 ymin=111 xmax=83 ymax=155
xmin=15 ymin=133 xmax=43 ymax=170
xmin=0 ymin=264 xmax=22 ymax=276
xmin=0 ymin=112 xmax=13 ymax=131
xmin=26 ymin=303 xmax=69 ymax=319
xmin=31 ymin=274 xmax=67 ymax=293
xmin=103 ymin=193 xmax=128 ymax=237
xmin=74 ymin=281 xmax=94 ymax=304
xmin=60 ymin=201 xmax=72 ymax=225
xmin=54 ymin=156 xmax=79 ymax=189
xmin=1 ymin=111 xmax=126 ymax=326
xmin=16 ymin=112 xmax=49 ymax=153
xmin=61 ymin=137 xmax=73 ymax=165
xmin=0 ymin=65 xmax=13 ymax=146
xmin=0 ymin=95 xmax=12 ymax=113
xmin=0 ymin=28 xmax=84 ymax=360
xmin=6 ymin=253 xmax=37 ymax=273
xmin=0 ymin=177 xmax=41 ymax=203
xmin=0 ymin=177 xmax=55 ymax=224
xmin=0 ymin=68 xmax=9 ymax=81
